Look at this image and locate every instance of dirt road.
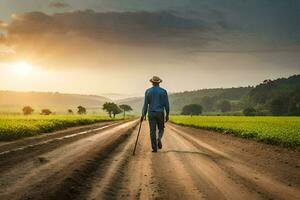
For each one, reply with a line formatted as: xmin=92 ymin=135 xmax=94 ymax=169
xmin=0 ymin=120 xmax=299 ymax=200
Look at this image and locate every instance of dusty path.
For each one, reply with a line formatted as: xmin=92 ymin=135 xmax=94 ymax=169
xmin=0 ymin=121 xmax=299 ymax=200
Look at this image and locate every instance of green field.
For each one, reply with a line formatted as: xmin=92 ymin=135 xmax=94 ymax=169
xmin=170 ymin=116 xmax=300 ymax=147
xmin=0 ymin=115 xmax=117 ymax=141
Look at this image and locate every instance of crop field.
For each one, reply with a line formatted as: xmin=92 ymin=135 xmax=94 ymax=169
xmin=170 ymin=116 xmax=300 ymax=147
xmin=0 ymin=115 xmax=117 ymax=141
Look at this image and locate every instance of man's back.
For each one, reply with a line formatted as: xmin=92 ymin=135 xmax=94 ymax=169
xmin=142 ymin=85 xmax=169 ymax=115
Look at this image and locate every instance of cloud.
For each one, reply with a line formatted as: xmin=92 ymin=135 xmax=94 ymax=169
xmin=0 ymin=20 xmax=8 ymax=28
xmin=0 ymin=10 xmax=228 ymax=69
xmin=0 ymin=44 xmax=15 ymax=54
xmin=4 ymin=10 xmax=214 ymax=47
xmin=0 ymin=34 xmax=6 ymax=43
xmin=6 ymin=8 xmax=298 ymax=55
xmin=1 ymin=8 xmax=299 ymax=70
xmin=49 ymin=1 xmax=70 ymax=9
xmin=0 ymin=43 xmax=15 ymax=62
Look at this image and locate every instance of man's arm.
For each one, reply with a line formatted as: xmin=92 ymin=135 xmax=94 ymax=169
xmin=164 ymin=91 xmax=170 ymax=122
xmin=141 ymin=90 xmax=149 ymax=121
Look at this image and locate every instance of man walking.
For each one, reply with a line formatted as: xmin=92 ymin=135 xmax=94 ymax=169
xmin=141 ymin=76 xmax=170 ymax=152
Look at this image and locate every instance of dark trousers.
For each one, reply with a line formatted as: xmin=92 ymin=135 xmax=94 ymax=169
xmin=148 ymin=112 xmax=165 ymax=150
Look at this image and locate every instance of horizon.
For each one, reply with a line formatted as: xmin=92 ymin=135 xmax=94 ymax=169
xmin=1 ymin=73 xmax=298 ymax=101
xmin=1 ymin=1 xmax=300 ymax=95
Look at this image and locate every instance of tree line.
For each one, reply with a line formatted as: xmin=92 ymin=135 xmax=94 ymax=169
xmin=21 ymin=102 xmax=133 ymax=118
xmin=181 ymin=99 xmax=232 ymax=116
xmin=180 ymin=75 xmax=300 ymax=116
xmin=244 ymin=75 xmax=300 ymax=116
xmin=20 ymin=75 xmax=300 ymax=117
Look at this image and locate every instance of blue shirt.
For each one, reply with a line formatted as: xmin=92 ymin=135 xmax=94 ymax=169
xmin=142 ymin=86 xmax=170 ymax=116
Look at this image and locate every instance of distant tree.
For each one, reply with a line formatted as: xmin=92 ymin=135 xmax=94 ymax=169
xmin=77 ymin=106 xmax=87 ymax=115
xmin=270 ymin=97 xmax=289 ymax=115
xmin=119 ymin=104 xmax=133 ymax=119
xmin=103 ymin=102 xmax=122 ymax=118
xmin=217 ymin=100 xmax=232 ymax=112
xmin=181 ymin=104 xmax=203 ymax=116
xmin=263 ymin=79 xmax=272 ymax=84
xmin=243 ymin=107 xmax=256 ymax=116
xmin=248 ymin=75 xmax=300 ymax=112
xmin=41 ymin=109 xmax=52 ymax=115
xmin=22 ymin=106 xmax=34 ymax=115
xmin=103 ymin=102 xmax=113 ymax=117
xmin=200 ymin=96 xmax=214 ymax=112
xmin=112 ymin=106 xmax=122 ymax=118
xmin=68 ymin=109 xmax=73 ymax=114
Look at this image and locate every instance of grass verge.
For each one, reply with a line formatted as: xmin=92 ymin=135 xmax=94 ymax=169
xmin=170 ymin=116 xmax=300 ymax=147
xmin=0 ymin=115 xmax=119 ymax=141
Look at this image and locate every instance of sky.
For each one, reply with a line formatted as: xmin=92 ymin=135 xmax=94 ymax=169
xmin=0 ymin=0 xmax=300 ymax=98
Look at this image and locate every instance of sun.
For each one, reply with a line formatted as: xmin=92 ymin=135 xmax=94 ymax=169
xmin=12 ymin=61 xmax=33 ymax=76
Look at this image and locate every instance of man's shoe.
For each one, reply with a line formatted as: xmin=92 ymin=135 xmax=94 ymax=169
xmin=157 ymin=139 xmax=162 ymax=149
xmin=152 ymin=149 xmax=157 ymax=153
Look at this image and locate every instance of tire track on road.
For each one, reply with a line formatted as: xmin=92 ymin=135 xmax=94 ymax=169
xmin=0 ymin=121 xmax=124 ymax=156
xmin=168 ymin=123 xmax=300 ymax=200
xmin=116 ymin=122 xmax=161 ymax=200
xmin=0 ymin=120 xmax=138 ymax=200
xmin=0 ymin=121 xmax=126 ymax=171
xmin=1 ymin=120 xmax=299 ymax=200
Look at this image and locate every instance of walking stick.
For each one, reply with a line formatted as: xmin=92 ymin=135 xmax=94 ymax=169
xmin=132 ymin=119 xmax=143 ymax=156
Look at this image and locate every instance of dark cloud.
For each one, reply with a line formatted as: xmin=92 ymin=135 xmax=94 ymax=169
xmin=49 ymin=2 xmax=70 ymax=9
xmin=3 ymin=10 xmax=219 ymax=49
xmin=0 ymin=10 xmax=230 ymax=68
xmin=1 ymin=6 xmax=299 ymax=63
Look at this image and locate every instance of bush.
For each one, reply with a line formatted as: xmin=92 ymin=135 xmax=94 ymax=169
xmin=243 ymin=107 xmax=256 ymax=116
xmin=22 ymin=106 xmax=34 ymax=115
xmin=181 ymin=104 xmax=203 ymax=116
xmin=41 ymin=109 xmax=52 ymax=115
xmin=77 ymin=106 xmax=87 ymax=115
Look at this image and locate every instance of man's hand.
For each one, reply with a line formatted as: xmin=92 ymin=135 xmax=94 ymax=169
xmin=165 ymin=115 xmax=169 ymax=122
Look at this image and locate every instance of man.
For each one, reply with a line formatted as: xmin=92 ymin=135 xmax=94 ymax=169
xmin=141 ymin=76 xmax=170 ymax=153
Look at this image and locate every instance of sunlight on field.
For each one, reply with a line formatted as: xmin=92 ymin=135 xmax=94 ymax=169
xmin=170 ymin=116 xmax=300 ymax=147
xmin=0 ymin=115 xmax=118 ymax=141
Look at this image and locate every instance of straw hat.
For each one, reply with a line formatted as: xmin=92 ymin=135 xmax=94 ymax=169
xmin=150 ymin=76 xmax=162 ymax=83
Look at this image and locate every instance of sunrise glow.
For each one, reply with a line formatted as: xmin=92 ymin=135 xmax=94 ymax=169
xmin=12 ymin=61 xmax=33 ymax=76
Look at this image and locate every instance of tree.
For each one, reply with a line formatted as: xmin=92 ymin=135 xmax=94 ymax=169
xmin=217 ymin=100 xmax=231 ymax=112
xmin=119 ymin=104 xmax=133 ymax=119
xmin=112 ymin=105 xmax=122 ymax=118
xmin=68 ymin=109 xmax=73 ymax=114
xmin=77 ymin=106 xmax=87 ymax=115
xmin=103 ymin=102 xmax=122 ymax=118
xmin=270 ymin=96 xmax=289 ymax=115
xmin=243 ymin=107 xmax=256 ymax=116
xmin=247 ymin=75 xmax=300 ymax=114
xmin=181 ymin=104 xmax=203 ymax=116
xmin=22 ymin=106 xmax=34 ymax=115
xmin=200 ymin=96 xmax=214 ymax=112
xmin=103 ymin=102 xmax=114 ymax=117
xmin=41 ymin=109 xmax=52 ymax=115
